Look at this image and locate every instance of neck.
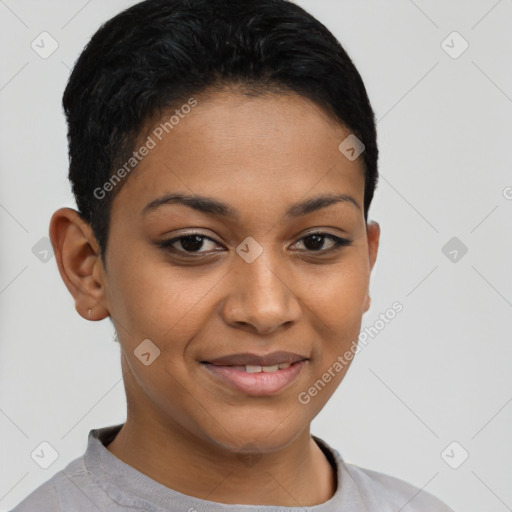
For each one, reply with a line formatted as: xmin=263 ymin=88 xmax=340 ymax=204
xmin=105 ymin=415 xmax=336 ymax=507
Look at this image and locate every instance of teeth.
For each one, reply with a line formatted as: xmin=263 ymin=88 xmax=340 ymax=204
xmin=243 ymin=363 xmax=292 ymax=373
xmin=245 ymin=365 xmax=262 ymax=373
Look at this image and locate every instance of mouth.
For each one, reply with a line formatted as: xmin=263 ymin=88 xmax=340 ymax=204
xmin=201 ymin=351 xmax=308 ymax=396
xmin=205 ymin=361 xmax=296 ymax=373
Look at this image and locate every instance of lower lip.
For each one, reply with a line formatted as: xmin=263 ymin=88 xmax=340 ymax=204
xmin=202 ymin=361 xmax=306 ymax=396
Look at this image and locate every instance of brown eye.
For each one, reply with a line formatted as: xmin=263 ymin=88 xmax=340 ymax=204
xmin=159 ymin=234 xmax=221 ymax=254
xmin=294 ymin=233 xmax=352 ymax=253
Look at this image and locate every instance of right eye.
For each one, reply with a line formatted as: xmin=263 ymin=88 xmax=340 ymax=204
xmin=158 ymin=233 xmax=224 ymax=255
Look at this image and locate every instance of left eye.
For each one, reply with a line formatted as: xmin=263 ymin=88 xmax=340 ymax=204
xmin=293 ymin=232 xmax=351 ymax=252
xmin=160 ymin=232 xmax=351 ymax=255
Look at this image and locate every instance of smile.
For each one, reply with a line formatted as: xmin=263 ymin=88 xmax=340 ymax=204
xmin=201 ymin=359 xmax=307 ymax=396
xmin=223 ymin=362 xmax=292 ymax=372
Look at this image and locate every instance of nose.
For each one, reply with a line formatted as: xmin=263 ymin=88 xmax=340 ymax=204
xmin=221 ymin=246 xmax=302 ymax=336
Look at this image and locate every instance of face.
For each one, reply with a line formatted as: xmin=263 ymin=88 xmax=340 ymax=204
xmin=82 ymin=90 xmax=379 ymax=453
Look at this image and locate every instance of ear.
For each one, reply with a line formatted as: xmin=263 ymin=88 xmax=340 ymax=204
xmin=49 ymin=207 xmax=110 ymax=321
xmin=363 ymin=220 xmax=380 ymax=313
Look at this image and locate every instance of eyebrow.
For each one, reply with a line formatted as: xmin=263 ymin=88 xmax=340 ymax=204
xmin=141 ymin=192 xmax=361 ymax=219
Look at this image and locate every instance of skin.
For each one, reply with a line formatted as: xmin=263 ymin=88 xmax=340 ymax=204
xmin=49 ymin=89 xmax=380 ymax=507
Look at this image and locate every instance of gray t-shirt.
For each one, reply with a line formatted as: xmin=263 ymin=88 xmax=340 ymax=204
xmin=11 ymin=424 xmax=454 ymax=511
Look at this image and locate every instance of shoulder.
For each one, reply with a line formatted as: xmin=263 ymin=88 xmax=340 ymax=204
xmin=10 ymin=473 xmax=61 ymax=512
xmin=10 ymin=456 xmax=103 ymax=512
xmin=344 ymin=462 xmax=455 ymax=512
xmin=314 ymin=436 xmax=455 ymax=511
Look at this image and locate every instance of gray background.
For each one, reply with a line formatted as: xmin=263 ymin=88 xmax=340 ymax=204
xmin=1 ymin=1 xmax=511 ymax=510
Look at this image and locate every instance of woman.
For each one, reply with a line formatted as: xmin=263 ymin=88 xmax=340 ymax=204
xmin=12 ymin=0 xmax=454 ymax=510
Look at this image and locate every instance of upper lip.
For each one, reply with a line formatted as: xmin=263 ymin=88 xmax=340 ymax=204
xmin=203 ymin=351 xmax=308 ymax=367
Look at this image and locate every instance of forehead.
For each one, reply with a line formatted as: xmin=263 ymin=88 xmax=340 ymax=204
xmin=113 ymin=90 xmax=365 ymax=220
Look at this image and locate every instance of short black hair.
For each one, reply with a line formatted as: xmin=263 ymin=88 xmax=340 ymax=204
xmin=63 ymin=0 xmax=379 ymax=261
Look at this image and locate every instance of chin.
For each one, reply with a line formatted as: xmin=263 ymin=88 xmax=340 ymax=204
xmin=202 ymin=412 xmax=309 ymax=455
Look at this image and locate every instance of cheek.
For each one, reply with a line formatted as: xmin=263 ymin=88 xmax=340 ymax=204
xmin=109 ymin=251 xmax=216 ymax=336
xmin=310 ymin=256 xmax=369 ymax=322
xmin=310 ymin=257 xmax=369 ymax=358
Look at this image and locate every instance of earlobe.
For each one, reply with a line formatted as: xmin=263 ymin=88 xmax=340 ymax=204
xmin=49 ymin=208 xmax=110 ymax=321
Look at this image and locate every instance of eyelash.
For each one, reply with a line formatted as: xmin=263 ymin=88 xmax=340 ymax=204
xmin=158 ymin=231 xmax=352 ymax=257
